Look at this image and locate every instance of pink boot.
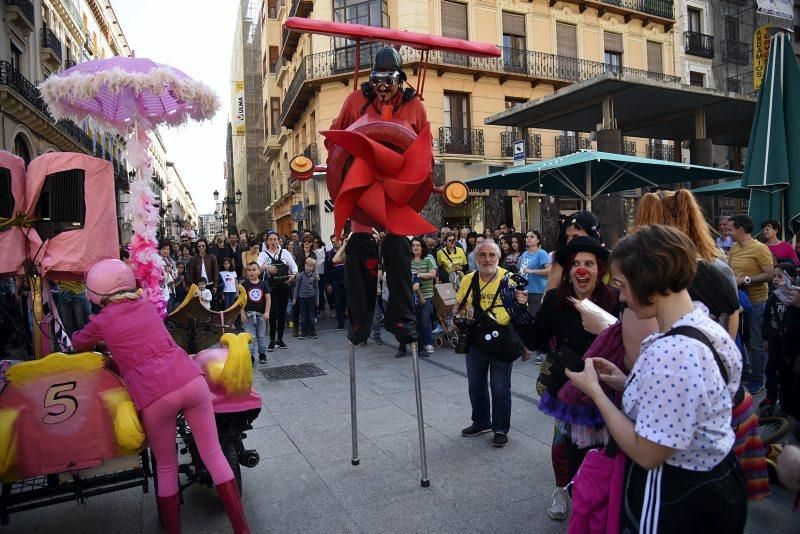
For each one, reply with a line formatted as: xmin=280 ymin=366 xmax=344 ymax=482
xmin=156 ymin=493 xmax=181 ymax=534
xmin=216 ymin=479 xmax=251 ymax=534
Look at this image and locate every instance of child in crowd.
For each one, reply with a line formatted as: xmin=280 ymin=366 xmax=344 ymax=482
xmin=173 ymin=262 xmax=188 ymax=308
xmin=762 ymin=263 xmax=799 ymax=415
xmin=240 ymin=262 xmax=271 ymax=364
xmin=196 ymin=277 xmax=212 ymax=310
xmin=293 ymin=258 xmax=319 ymax=339
xmin=219 ymin=258 xmax=239 ymax=309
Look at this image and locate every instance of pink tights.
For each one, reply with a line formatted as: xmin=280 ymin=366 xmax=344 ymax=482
xmin=142 ymin=376 xmax=234 ymax=497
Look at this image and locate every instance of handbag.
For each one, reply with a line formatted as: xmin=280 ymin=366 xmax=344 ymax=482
xmin=568 ymin=441 xmax=627 ymax=534
xmin=466 ymin=274 xmax=524 ymax=363
xmin=266 ymin=249 xmax=290 ymax=283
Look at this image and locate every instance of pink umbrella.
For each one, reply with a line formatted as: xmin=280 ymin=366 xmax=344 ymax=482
xmin=39 ymin=57 xmax=219 ymax=317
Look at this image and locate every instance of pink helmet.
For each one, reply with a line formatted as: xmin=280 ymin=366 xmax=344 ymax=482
xmin=85 ymin=259 xmax=137 ymax=305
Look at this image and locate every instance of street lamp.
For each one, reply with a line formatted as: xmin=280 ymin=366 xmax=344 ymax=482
xmin=212 ymin=189 xmax=243 ymax=233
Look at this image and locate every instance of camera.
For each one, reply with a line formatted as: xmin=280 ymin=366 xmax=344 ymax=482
xmin=453 ymin=316 xmax=474 ymax=355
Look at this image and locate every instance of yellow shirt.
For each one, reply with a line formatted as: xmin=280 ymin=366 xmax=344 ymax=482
xmin=437 ymin=246 xmax=468 ymax=273
xmin=59 ymin=281 xmax=86 ymax=294
xmin=729 ymin=239 xmax=773 ymax=303
xmin=456 ymin=268 xmax=510 ymax=326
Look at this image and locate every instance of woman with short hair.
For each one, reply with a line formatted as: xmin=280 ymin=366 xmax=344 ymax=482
xmin=761 ymin=219 xmax=799 ymax=265
xmin=567 ymin=225 xmax=747 ymax=532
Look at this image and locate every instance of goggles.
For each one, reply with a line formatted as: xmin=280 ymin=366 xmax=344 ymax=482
xmin=369 ymin=71 xmax=401 ymax=88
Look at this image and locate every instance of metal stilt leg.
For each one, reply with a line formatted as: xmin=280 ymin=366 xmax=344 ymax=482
xmin=409 ymin=342 xmax=430 ymax=487
xmin=348 ymin=341 xmax=360 ymax=466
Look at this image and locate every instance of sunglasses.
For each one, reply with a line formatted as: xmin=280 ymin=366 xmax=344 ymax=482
xmin=369 ymin=71 xmax=400 ymax=88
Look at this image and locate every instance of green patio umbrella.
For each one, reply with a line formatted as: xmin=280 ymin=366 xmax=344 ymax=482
xmin=741 ymin=32 xmax=800 ymax=239
xmin=691 ymin=179 xmax=749 ymax=199
xmin=462 ymin=150 xmax=741 ymax=210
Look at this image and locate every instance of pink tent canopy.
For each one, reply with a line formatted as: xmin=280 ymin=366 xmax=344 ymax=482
xmin=0 ymin=151 xmax=28 ymax=276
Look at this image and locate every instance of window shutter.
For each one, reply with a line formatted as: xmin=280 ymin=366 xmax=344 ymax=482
xmin=604 ymin=32 xmax=623 ymax=53
xmin=556 ymin=22 xmax=577 ymax=58
xmin=441 ymin=0 xmax=468 ymax=40
xmin=647 ymin=41 xmax=663 ymax=73
xmin=502 ymin=12 xmax=525 ymax=37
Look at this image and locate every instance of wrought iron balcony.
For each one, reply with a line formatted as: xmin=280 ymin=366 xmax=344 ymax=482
xmin=684 ymin=31 xmax=714 ymax=59
xmin=278 ymin=46 xmax=681 ymax=128
xmin=646 ymin=143 xmax=676 ymax=161
xmin=55 ymin=119 xmax=93 ymax=153
xmin=554 ymin=135 xmax=591 ymax=157
xmin=623 ymin=140 xmax=637 ymax=156
xmin=500 ymin=132 xmax=542 ymax=159
xmin=280 ymin=0 xmax=314 ymax=59
xmin=550 ymin=0 xmax=674 ymax=28
xmin=439 ymin=127 xmax=484 ymax=156
xmin=6 ymin=0 xmax=35 ymax=31
xmin=41 ymin=28 xmax=63 ymax=62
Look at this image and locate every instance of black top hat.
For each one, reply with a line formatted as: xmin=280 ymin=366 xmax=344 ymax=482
xmin=554 ymin=236 xmax=609 ymax=268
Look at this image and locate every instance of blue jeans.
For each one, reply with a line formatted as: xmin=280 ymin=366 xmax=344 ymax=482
xmin=58 ymin=291 xmax=91 ymax=337
xmin=371 ymin=298 xmax=387 ymax=339
xmin=416 ymin=300 xmax=433 ymax=347
xmin=298 ymin=296 xmax=317 ymax=335
xmin=465 ymin=345 xmax=513 ymax=433
xmin=243 ymin=311 xmax=268 ymax=358
xmin=743 ymin=301 xmax=767 ymax=389
xmin=223 ymin=291 xmax=237 ymax=309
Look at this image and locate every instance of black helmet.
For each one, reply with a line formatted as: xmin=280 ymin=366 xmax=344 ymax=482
xmin=373 ymin=47 xmax=407 ymax=81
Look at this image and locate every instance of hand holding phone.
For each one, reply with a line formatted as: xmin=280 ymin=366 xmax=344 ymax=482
xmin=557 ymin=345 xmax=585 ymax=373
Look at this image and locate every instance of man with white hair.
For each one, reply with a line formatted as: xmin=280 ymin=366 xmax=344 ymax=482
xmin=452 ymin=240 xmax=528 ymax=448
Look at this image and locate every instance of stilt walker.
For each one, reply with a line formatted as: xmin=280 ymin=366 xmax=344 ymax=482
xmin=285 ymin=18 xmax=499 ymax=487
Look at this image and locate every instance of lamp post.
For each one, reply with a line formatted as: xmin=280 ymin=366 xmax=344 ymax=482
xmin=213 ymin=188 xmax=242 ymax=233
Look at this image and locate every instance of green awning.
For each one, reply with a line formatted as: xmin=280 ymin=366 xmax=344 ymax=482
xmin=690 ymin=179 xmax=749 ymax=199
xmin=462 ymin=150 xmax=741 ymax=210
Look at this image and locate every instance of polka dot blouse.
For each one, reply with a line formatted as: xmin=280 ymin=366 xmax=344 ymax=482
xmin=622 ymin=303 xmax=742 ymax=472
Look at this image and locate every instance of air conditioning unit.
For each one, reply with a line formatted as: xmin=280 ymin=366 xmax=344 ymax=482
xmin=35 ymin=169 xmax=86 ymax=240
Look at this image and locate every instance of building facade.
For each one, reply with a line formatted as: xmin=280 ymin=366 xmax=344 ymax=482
xmin=229 ymin=0 xmax=271 ymax=236
xmin=164 ymin=160 xmax=198 ymax=241
xmin=260 ymin=0 xmax=679 ymax=239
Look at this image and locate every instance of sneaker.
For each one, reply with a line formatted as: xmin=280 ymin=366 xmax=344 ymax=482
xmin=276 ymin=340 xmax=288 ymax=349
xmin=337 ymin=327 xmax=345 ymax=331
xmin=258 ymin=353 xmax=267 ymax=364
xmin=431 ymin=325 xmax=444 ymax=335
xmin=548 ymin=487 xmax=569 ymax=521
xmin=298 ymin=334 xmax=306 ymax=340
xmin=331 ymin=311 xmax=336 ymax=318
xmin=492 ymin=432 xmax=509 ymax=448
xmin=394 ymin=348 xmax=407 ymax=359
xmin=311 ymin=333 xmax=318 ymax=339
xmin=461 ymin=425 xmax=491 ymax=437
xmin=424 ymin=344 xmax=435 ymax=354
xmin=267 ymin=341 xmax=275 ymax=352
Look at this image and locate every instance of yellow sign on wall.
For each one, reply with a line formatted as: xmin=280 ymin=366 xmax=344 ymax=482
xmin=753 ymin=26 xmax=774 ymax=91
xmin=232 ymin=81 xmax=245 ymax=136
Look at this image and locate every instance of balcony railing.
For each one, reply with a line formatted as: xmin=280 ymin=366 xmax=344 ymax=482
xmin=500 ymin=132 xmax=542 ymax=159
xmin=302 ymin=142 xmax=318 ymax=163
xmin=623 ymin=140 xmax=637 ymax=156
xmin=41 ymin=28 xmax=63 ymax=62
xmin=555 ymin=0 xmax=674 ymax=24
xmin=7 ymin=0 xmax=35 ymax=27
xmin=555 ymin=135 xmax=592 ymax=157
xmin=646 ymin=143 xmax=676 ymax=161
xmin=0 ymin=60 xmax=94 ymax=153
xmin=439 ymin=127 xmax=484 ymax=156
xmin=684 ymin=31 xmax=714 ymax=59
xmin=280 ymin=0 xmax=313 ymax=59
xmin=279 ymin=46 xmax=681 ymax=128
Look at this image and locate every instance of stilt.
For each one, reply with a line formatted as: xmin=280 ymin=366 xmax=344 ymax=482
xmin=348 ymin=341 xmax=360 ymax=466
xmin=409 ymin=342 xmax=430 ymax=487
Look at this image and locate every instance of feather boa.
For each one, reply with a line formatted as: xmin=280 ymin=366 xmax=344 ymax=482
xmin=125 ymin=130 xmax=166 ymax=318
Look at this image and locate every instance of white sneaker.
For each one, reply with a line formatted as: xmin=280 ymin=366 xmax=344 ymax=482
xmin=431 ymin=325 xmax=443 ymax=335
xmin=548 ymin=486 xmax=569 ymax=521
xmin=424 ymin=344 xmax=435 ymax=354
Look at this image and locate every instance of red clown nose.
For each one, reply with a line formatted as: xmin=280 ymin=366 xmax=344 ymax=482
xmin=575 ymin=267 xmax=589 ymax=277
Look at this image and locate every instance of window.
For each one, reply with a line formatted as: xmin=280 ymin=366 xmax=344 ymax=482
xmin=688 ymin=8 xmax=702 ymax=33
xmin=647 ymin=41 xmax=663 ymax=73
xmin=502 ymin=12 xmax=526 ymax=72
xmin=689 ymin=71 xmax=704 ymax=87
xmin=604 ymin=32 xmax=623 ymax=74
xmin=268 ymin=0 xmax=278 ymax=18
xmin=556 ymin=23 xmax=578 ymax=78
xmin=726 ymin=77 xmax=741 ymax=93
xmin=10 ymin=42 xmax=22 ymax=72
xmin=443 ymin=92 xmax=471 ymax=153
xmin=441 ymin=1 xmax=468 ymax=65
xmin=333 ymin=0 xmax=389 ymax=49
xmin=270 ymin=97 xmax=280 ymax=136
xmin=268 ymin=46 xmax=279 ymax=73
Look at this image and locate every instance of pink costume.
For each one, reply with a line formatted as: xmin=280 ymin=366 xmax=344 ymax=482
xmin=72 ymin=297 xmax=233 ymax=497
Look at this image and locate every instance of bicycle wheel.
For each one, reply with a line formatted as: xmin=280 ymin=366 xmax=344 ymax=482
xmin=757 ymin=416 xmax=790 ymax=446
